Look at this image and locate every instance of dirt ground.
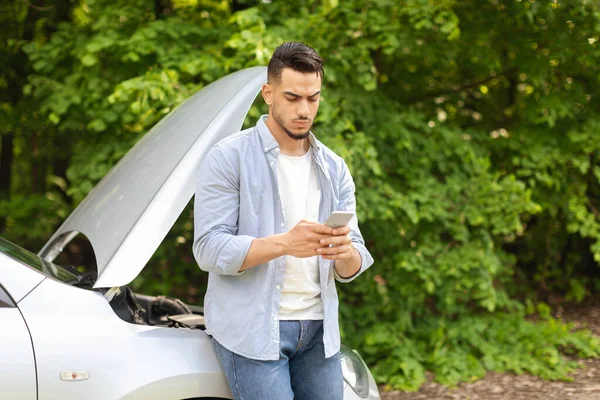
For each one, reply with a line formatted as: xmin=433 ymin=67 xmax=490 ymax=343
xmin=380 ymin=303 xmax=600 ymax=400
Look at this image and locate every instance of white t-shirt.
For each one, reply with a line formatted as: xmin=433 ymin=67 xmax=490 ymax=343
xmin=276 ymin=147 xmax=323 ymax=320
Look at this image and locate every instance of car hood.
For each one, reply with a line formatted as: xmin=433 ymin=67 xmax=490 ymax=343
xmin=38 ymin=67 xmax=267 ymax=289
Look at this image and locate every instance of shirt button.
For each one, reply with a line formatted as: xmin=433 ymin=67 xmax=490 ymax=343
xmin=276 ymin=285 xmax=281 ymax=290
xmin=270 ymin=161 xmax=274 ymax=166
xmin=280 ymin=222 xmax=285 ymax=227
xmin=264 ymin=147 xmax=269 ymax=151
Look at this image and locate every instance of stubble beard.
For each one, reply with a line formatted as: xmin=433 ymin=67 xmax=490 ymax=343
xmin=272 ymin=107 xmax=312 ymax=141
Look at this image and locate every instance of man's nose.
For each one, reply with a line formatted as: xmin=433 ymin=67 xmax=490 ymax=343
xmin=297 ymin=99 xmax=310 ymax=117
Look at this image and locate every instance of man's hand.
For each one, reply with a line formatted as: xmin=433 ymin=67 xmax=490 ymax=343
xmin=316 ymin=226 xmax=356 ymax=260
xmin=318 ymin=226 xmax=362 ymax=279
xmin=282 ymin=220 xmax=334 ymax=258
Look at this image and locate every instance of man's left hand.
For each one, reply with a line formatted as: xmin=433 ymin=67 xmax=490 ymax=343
xmin=317 ymin=226 xmax=356 ymax=260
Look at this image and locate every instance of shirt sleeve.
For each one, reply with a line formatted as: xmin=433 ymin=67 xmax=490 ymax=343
xmin=334 ymin=159 xmax=374 ymax=283
xmin=192 ymin=145 xmax=254 ymax=276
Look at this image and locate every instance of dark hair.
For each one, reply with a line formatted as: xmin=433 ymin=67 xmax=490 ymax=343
xmin=267 ymin=42 xmax=324 ymax=83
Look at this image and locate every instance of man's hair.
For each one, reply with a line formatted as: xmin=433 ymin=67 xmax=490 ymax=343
xmin=267 ymin=42 xmax=324 ymax=83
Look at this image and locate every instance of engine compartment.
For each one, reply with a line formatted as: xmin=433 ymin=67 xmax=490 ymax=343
xmin=102 ymin=286 xmax=206 ymax=329
xmin=134 ymin=292 xmax=206 ymax=329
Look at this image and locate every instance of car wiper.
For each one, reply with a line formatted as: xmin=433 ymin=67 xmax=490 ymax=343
xmin=67 ymin=273 xmax=96 ymax=288
xmin=60 ymin=264 xmax=96 ymax=288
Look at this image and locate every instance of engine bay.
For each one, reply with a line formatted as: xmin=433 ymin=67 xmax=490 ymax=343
xmin=102 ymin=285 xmax=206 ymax=329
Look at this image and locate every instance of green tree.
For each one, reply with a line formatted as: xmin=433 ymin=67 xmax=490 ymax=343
xmin=0 ymin=0 xmax=74 ymax=244
xmin=3 ymin=0 xmax=600 ymax=391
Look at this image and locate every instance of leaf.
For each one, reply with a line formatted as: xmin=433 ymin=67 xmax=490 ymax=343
xmin=81 ymin=53 xmax=99 ymax=67
xmin=87 ymin=118 xmax=107 ymax=132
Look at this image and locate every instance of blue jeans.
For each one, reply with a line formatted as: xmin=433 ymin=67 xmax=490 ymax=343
xmin=211 ymin=320 xmax=343 ymax=400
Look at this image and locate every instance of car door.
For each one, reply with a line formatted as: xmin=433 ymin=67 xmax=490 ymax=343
xmin=0 ymin=283 xmax=37 ymax=399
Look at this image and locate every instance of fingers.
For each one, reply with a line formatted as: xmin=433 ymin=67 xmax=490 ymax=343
xmin=331 ymin=226 xmax=351 ymax=236
xmin=317 ymin=244 xmax=352 ymax=256
xmin=298 ymin=220 xmax=349 ymax=236
xmin=321 ymin=253 xmax=351 ymax=260
xmin=319 ymin=245 xmax=355 ymax=260
xmin=319 ymin=234 xmax=351 ymax=247
xmin=294 ymin=221 xmax=351 ymax=252
xmin=308 ymin=223 xmax=333 ymax=235
xmin=306 ymin=233 xmax=333 ymax=245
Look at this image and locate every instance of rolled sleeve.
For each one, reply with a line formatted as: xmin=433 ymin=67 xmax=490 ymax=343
xmin=193 ymin=145 xmax=254 ymax=275
xmin=334 ymin=160 xmax=374 ymax=283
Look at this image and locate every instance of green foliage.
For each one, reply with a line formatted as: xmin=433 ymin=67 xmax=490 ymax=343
xmin=358 ymin=310 xmax=600 ymax=391
xmin=0 ymin=193 xmax=68 ymax=248
xmin=3 ymin=0 xmax=600 ymax=392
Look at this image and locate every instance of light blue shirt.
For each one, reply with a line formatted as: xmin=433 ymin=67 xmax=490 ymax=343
xmin=193 ymin=115 xmax=374 ymax=360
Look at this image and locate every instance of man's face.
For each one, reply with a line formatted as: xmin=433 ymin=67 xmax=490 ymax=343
xmin=263 ymin=68 xmax=322 ymax=140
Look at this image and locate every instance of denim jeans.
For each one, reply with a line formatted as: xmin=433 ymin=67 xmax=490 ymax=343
xmin=211 ymin=320 xmax=343 ymax=400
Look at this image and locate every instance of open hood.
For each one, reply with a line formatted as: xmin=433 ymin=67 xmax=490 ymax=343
xmin=39 ymin=67 xmax=267 ymax=289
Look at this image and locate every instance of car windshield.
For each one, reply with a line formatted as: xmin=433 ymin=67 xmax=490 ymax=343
xmin=0 ymin=237 xmax=79 ymax=284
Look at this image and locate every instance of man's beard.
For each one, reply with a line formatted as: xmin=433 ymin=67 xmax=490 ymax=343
xmin=273 ymin=108 xmax=312 ymax=141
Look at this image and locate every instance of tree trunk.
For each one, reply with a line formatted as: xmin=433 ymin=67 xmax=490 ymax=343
xmin=0 ymin=133 xmax=14 ymax=233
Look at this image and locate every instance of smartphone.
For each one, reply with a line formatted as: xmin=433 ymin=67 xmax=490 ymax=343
xmin=324 ymin=211 xmax=355 ymax=228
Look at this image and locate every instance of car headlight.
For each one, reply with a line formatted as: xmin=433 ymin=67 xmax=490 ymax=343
xmin=340 ymin=345 xmax=370 ymax=398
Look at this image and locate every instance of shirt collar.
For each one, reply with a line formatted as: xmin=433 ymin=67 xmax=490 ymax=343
xmin=256 ymin=115 xmax=321 ymax=154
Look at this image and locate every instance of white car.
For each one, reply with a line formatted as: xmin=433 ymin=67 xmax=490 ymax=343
xmin=0 ymin=67 xmax=381 ymax=400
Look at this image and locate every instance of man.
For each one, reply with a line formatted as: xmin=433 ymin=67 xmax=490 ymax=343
xmin=193 ymin=41 xmax=373 ymax=400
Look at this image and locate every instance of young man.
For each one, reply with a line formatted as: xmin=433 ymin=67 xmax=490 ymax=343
xmin=193 ymin=41 xmax=373 ymax=400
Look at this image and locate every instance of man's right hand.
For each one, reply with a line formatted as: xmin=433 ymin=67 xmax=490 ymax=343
xmin=282 ymin=220 xmax=333 ymax=258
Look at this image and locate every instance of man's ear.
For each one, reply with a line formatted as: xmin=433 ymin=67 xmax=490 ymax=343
xmin=261 ymin=83 xmax=273 ymax=105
